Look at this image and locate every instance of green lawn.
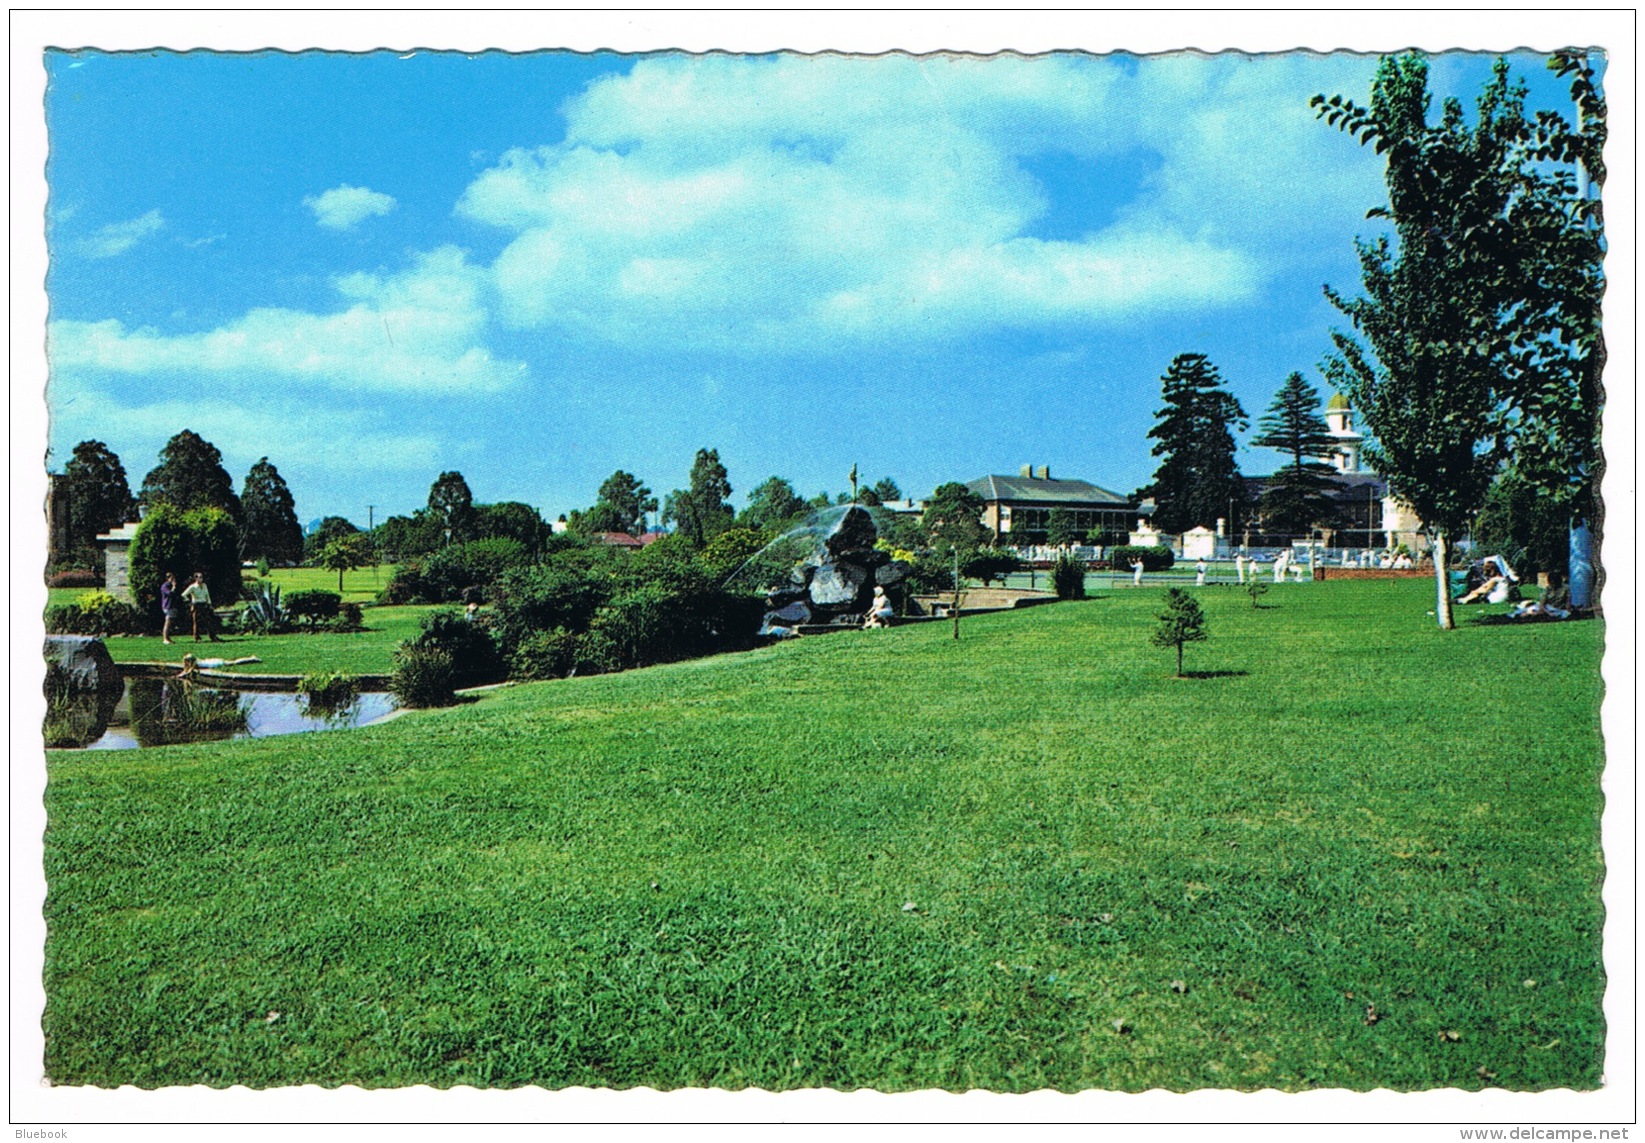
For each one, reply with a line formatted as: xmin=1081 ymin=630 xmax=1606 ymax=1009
xmin=259 ymin=563 xmax=397 ymax=605
xmin=93 ymin=604 xmax=438 ymax=677
xmin=42 ymin=579 xmax=1605 ymax=1091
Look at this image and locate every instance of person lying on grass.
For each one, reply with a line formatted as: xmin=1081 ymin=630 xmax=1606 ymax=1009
xmin=177 ymin=652 xmax=262 ymax=679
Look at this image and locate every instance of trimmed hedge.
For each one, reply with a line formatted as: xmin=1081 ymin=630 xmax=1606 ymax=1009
xmin=1109 ymin=544 xmax=1175 ymax=572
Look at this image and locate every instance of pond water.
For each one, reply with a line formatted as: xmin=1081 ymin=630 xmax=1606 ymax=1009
xmin=46 ymin=675 xmax=398 ymax=750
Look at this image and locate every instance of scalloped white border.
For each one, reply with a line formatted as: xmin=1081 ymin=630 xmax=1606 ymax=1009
xmin=10 ymin=10 xmax=1635 ymax=1137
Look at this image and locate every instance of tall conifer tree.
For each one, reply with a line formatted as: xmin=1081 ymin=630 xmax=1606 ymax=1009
xmin=1250 ymin=373 xmax=1341 ymax=536
xmin=1135 ymin=354 xmax=1249 ymax=536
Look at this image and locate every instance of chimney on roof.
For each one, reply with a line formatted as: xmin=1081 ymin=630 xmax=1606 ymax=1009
xmin=1020 ymin=464 xmax=1033 ymax=478
xmin=1036 ymin=465 xmax=1049 ymax=480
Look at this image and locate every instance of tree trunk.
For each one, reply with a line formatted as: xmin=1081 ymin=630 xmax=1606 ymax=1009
xmin=1176 ymin=642 xmax=1184 ymax=677
xmin=1431 ymin=530 xmax=1454 ymax=630
xmin=338 ymin=567 xmax=345 ymax=592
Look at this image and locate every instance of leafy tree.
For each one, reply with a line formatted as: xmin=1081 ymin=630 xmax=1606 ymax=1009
xmin=1134 ymin=354 xmax=1248 ymax=536
xmin=128 ymin=505 xmax=241 ymax=621
xmin=428 ymin=471 xmax=477 ymax=545
xmin=318 ymin=532 xmax=374 ymax=591
xmin=738 ymin=476 xmax=808 ymax=533
xmin=962 ymin=548 xmax=1023 ymax=587
xmin=1250 ymin=373 xmax=1342 ymax=536
xmin=139 ymin=429 xmax=241 ymax=519
xmin=476 ymin=501 xmax=550 ymax=556
xmin=372 ymin=511 xmax=444 ymax=562
xmin=920 ymin=482 xmax=988 ymax=556
xmin=239 ymin=457 xmax=303 ymax=565
xmin=566 ymin=502 xmax=628 ymax=537
xmin=1316 ymin=53 xmax=1567 ymax=628
xmin=59 ymin=440 xmax=135 ymax=563
xmin=304 ymin=516 xmax=360 ymax=563
xmin=663 ymin=448 xmax=734 ymax=547
xmin=590 ymin=470 xmax=658 ymax=536
xmin=1472 ymin=467 xmax=1571 ymax=579
xmin=1045 ymin=508 xmax=1082 ymax=548
xmin=871 ymin=477 xmax=903 ymax=504
xmin=1151 ymin=587 xmax=1208 ymax=677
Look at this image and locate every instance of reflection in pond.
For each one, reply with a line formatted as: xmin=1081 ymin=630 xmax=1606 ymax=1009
xmin=46 ymin=676 xmax=398 ymax=750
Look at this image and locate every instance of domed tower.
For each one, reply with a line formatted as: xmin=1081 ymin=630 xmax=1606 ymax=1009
xmin=1324 ymin=392 xmax=1363 ymax=474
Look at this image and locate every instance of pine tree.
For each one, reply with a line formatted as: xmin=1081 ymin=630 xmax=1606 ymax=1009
xmin=1250 ymin=373 xmax=1341 ymax=536
xmin=140 ymin=429 xmax=241 ymax=519
xmin=1135 ymin=354 xmax=1249 ymax=536
xmin=240 ymin=457 xmax=304 ymax=565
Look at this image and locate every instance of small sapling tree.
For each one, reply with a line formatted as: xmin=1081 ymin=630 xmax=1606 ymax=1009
xmin=1151 ymin=587 xmax=1208 ymax=677
xmin=1244 ymin=578 xmax=1270 ymax=609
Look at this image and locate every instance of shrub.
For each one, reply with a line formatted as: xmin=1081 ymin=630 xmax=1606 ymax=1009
xmin=240 ymin=582 xmax=291 ymax=634
xmin=1245 ymin=579 xmax=1270 ymax=608
xmin=1110 ymin=544 xmax=1175 ymax=572
xmin=46 ymin=568 xmax=101 ymax=589
xmin=1051 ymin=553 xmax=1087 ymax=600
xmin=510 ymin=627 xmax=580 ymax=681
xmin=905 ymin=553 xmax=956 ymax=594
xmin=491 ymin=557 xmax=614 ymax=652
xmin=127 ymin=504 xmax=241 ymax=620
xmin=286 ymin=588 xmax=342 ymax=626
xmin=589 ymin=585 xmax=675 ymax=669
xmin=390 ymin=646 xmax=456 ymax=708
xmin=421 ymin=537 xmax=529 ymax=603
xmin=255 ymin=557 xmax=272 ymax=579
xmin=408 ymin=609 xmax=504 ymax=688
xmin=45 ymin=590 xmax=145 ymax=636
xmin=379 ymin=562 xmax=429 ymax=605
xmin=571 ymin=628 xmax=619 ymax=677
xmin=296 ymin=671 xmax=359 ymax=710
xmin=964 ymin=548 xmax=1023 ymax=587
xmin=330 ymin=602 xmax=365 ymax=632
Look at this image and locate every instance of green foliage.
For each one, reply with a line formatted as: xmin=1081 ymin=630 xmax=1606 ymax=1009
xmin=1110 ymin=545 xmax=1175 ymax=572
xmin=255 ymin=557 xmax=272 ymax=579
xmin=165 ymin=684 xmax=251 ymax=733
xmin=240 ymin=457 xmax=304 ymax=565
xmin=380 ymin=562 xmax=430 ymax=605
xmin=421 ymin=537 xmax=530 ymax=603
xmin=318 ymin=533 xmax=374 ymax=591
xmin=138 ymin=429 xmax=241 ymax=519
xmin=1135 ymin=354 xmax=1249 ymax=535
xmin=508 ymin=627 xmax=580 ymax=681
xmin=962 ymin=548 xmax=1022 ymax=587
xmin=240 ymin=582 xmax=291 ymax=634
xmin=303 ymin=516 xmax=360 ymax=563
xmin=285 ymin=589 xmax=342 ymax=626
xmin=663 ymin=448 xmax=735 ymax=547
xmin=428 ymin=471 xmax=478 ymax=544
xmin=372 ymin=511 xmax=446 ymax=562
xmin=1150 ymin=587 xmax=1208 ymax=676
xmin=587 ymin=471 xmax=658 ymax=537
xmin=43 ymin=591 xmax=145 ymax=636
xmin=1472 ymin=469 xmax=1571 ymax=579
xmin=1051 ymin=553 xmax=1087 ymax=600
xmin=390 ymin=646 xmax=457 ymax=708
xmin=333 ymin=602 xmax=365 ymax=632
xmin=698 ymin=527 xmax=768 ymax=581
xmin=408 ymin=610 xmax=504 ymax=688
xmin=737 ymin=476 xmax=808 ymax=533
xmin=1251 ymin=373 xmax=1342 ymax=535
xmin=59 ymin=440 xmax=135 ymax=565
xmin=128 ymin=505 xmax=242 ymax=620
xmin=1245 ymin=579 xmax=1271 ymax=608
xmin=1044 ymin=508 xmax=1082 ymax=548
xmin=475 ymin=502 xmax=551 ymax=556
xmin=920 ymin=482 xmax=988 ymax=555
xmin=296 ymin=671 xmax=360 ymax=711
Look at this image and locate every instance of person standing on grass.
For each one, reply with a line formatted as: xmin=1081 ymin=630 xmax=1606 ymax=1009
xmin=1132 ymin=558 xmax=1145 ymax=587
xmin=159 ymin=570 xmax=179 ymax=644
xmin=1235 ymin=554 xmax=1246 ymax=584
xmin=181 ymin=570 xmax=222 ymax=643
xmin=1196 ymin=559 xmax=1208 ymax=586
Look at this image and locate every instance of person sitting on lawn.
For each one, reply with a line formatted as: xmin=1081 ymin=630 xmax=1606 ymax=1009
xmin=1458 ymin=571 xmax=1513 ymax=605
xmin=1511 ymin=574 xmax=1572 ymax=620
xmin=862 ymin=586 xmax=896 ymax=629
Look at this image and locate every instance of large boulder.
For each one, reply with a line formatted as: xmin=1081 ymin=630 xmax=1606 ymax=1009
xmin=809 ymin=560 xmax=870 ymax=606
xmin=823 ymin=506 xmax=878 ymax=557
xmin=876 ymin=559 xmax=913 ymax=586
xmin=765 ymin=600 xmax=812 ymax=626
xmin=44 ymin=635 xmax=121 ymax=694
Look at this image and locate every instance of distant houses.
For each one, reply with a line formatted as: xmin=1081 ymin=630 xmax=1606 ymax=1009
xmin=965 ymin=465 xmax=1140 ymax=547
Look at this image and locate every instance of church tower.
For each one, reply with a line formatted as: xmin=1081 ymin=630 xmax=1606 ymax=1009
xmin=1324 ymin=392 xmax=1363 ymax=474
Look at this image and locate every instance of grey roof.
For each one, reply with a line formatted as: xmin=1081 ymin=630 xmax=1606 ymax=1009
xmin=966 ymin=475 xmax=1133 ymax=507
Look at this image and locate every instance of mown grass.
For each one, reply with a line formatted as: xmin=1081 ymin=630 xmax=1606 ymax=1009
xmin=91 ymin=605 xmax=437 ymax=676
xmin=43 ymin=579 xmax=1605 ymax=1091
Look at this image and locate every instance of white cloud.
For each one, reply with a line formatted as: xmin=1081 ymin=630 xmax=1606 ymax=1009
xmin=48 ymin=247 xmax=524 ymax=394
xmin=305 ymin=184 xmax=396 ymax=230
xmin=453 ymin=52 xmax=1378 ymax=350
xmin=75 ymin=209 xmax=163 ymax=258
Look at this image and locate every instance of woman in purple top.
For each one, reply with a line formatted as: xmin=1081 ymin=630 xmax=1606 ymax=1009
xmin=159 ymin=571 xmax=179 ymax=644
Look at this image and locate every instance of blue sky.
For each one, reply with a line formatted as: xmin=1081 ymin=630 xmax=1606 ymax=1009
xmin=43 ymin=47 xmax=1597 ymax=528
